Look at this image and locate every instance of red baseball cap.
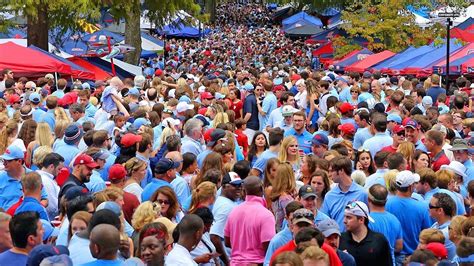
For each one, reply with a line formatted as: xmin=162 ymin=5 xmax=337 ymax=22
xmin=200 ymin=92 xmax=214 ymax=100
xmin=108 ymin=164 xmax=127 ymax=181
xmin=338 ymin=123 xmax=356 ymax=135
xmin=425 ymin=242 xmax=448 ymax=260
xmin=291 ymin=74 xmax=301 ymax=82
xmin=73 ymin=154 xmax=99 ymax=169
xmin=273 ymin=85 xmax=285 ymax=92
xmin=198 ymin=107 xmax=208 ymax=116
xmin=8 ymin=94 xmax=21 ymax=105
xmin=120 ymin=133 xmax=142 ymax=148
xmin=339 ymin=102 xmax=355 ymax=114
xmin=203 ymin=128 xmax=215 ymax=143
xmin=155 ymin=69 xmax=163 ymax=77
xmin=393 ymin=125 xmax=405 ymax=134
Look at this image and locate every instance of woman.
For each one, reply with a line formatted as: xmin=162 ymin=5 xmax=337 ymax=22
xmin=124 ymin=157 xmax=148 ymax=201
xmin=449 ymin=215 xmax=467 ymax=246
xmin=131 ymin=201 xmax=162 ymax=254
xmin=263 ymin=158 xmax=280 ymax=209
xmin=355 ymin=149 xmax=375 ymax=176
xmin=397 ymin=141 xmax=415 ymax=170
xmin=270 ymin=163 xmax=296 ymax=231
xmin=17 ymin=119 xmax=37 ymax=149
xmin=188 ymin=181 xmax=217 ymax=214
xmin=213 ymin=142 xmax=234 ymax=165
xmin=151 ymin=186 xmax=184 ymax=223
xmin=413 ymin=150 xmax=431 ymax=173
xmin=190 ymin=207 xmax=218 ymax=266
xmin=181 ymin=152 xmax=199 ymax=186
xmin=194 ymin=152 xmax=224 ymax=188
xmin=67 ymin=211 xmax=92 ymax=242
xmin=349 ymin=85 xmax=360 ymax=106
xmin=305 ymin=79 xmax=319 ymax=133
xmin=310 ymin=170 xmax=331 ymax=210
xmin=138 ymin=222 xmax=169 ymax=266
xmin=247 ymin=131 xmax=269 ymax=166
xmin=300 ymin=154 xmax=318 ymax=185
xmin=327 ymin=116 xmax=342 ymax=148
xmin=212 ymin=112 xmax=229 ymax=128
xmin=278 ymin=136 xmax=301 ymax=174
xmin=295 ymin=79 xmax=307 ymax=110
xmin=228 ymin=88 xmax=243 ymax=119
xmin=26 ymin=122 xmax=54 ymax=168
xmin=0 ymin=120 xmax=24 ymax=154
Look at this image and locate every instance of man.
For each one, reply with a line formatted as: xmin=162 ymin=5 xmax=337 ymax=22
xmin=51 ymin=78 xmax=67 ymax=99
xmin=0 ymin=213 xmax=12 ymax=253
xmin=78 ymin=89 xmax=97 ymax=119
xmin=0 ymin=212 xmax=44 ymax=264
xmin=426 ymin=74 xmax=445 ymax=103
xmin=381 ymin=125 xmax=405 ymax=153
xmin=0 ymin=68 xmax=13 ymax=92
xmin=166 ymin=151 xmax=190 ymax=207
xmin=250 ymin=128 xmax=284 ymax=177
xmin=364 ymin=151 xmax=390 ymax=189
xmin=269 ymin=208 xmax=342 ymax=266
xmin=362 ymin=113 xmax=393 ymax=159
xmin=14 ymin=172 xmax=49 ymax=221
xmin=449 ymin=139 xmax=474 ymax=185
xmin=54 ymin=124 xmax=83 ymax=169
xmin=200 ymin=91 xmax=214 ymax=107
xmin=386 ymin=114 xmax=402 ymax=134
xmin=266 ymin=92 xmax=296 ymax=132
xmin=316 ymin=219 xmax=356 ymax=266
xmin=404 ymin=119 xmax=427 ymax=152
xmin=69 ymin=103 xmax=88 ymax=125
xmin=338 ymin=103 xmax=356 ymax=128
xmin=321 ymin=156 xmax=368 ymax=231
xmin=311 ymin=133 xmax=329 ymax=158
xmin=181 ymin=118 xmax=204 ymax=157
xmin=353 ymin=109 xmax=373 ymax=149
xmin=243 ymin=83 xmax=260 ymax=142
xmin=210 ymin=172 xmax=242 ymax=266
xmin=107 ymin=164 xmax=139 ymax=223
xmin=82 ymin=224 xmax=122 ymax=266
xmin=264 ymin=201 xmax=303 ymax=266
xmin=58 ymin=154 xmax=99 ymax=202
xmin=197 ymin=128 xmax=227 ymax=168
xmin=91 ymin=130 xmax=117 ymax=181
xmin=136 ymin=133 xmax=154 ymax=187
xmin=298 ymin=185 xmax=329 ymax=223
xmin=257 ymin=79 xmax=277 ymax=131
xmin=425 ymin=130 xmax=450 ymax=171
xmin=224 ymin=176 xmax=275 ymax=265
xmin=84 ymin=148 xmax=108 ymax=193
xmin=367 ymin=184 xmax=403 ymax=265
xmin=438 ymin=113 xmax=461 ymax=138
xmin=284 ymin=111 xmax=313 ymax=154
xmin=336 ymin=76 xmax=351 ymax=103
xmin=29 ymin=92 xmax=45 ymax=123
xmin=126 ymin=87 xmax=141 ymax=113
xmin=166 ymin=214 xmax=204 ymax=266
xmin=141 ymin=158 xmax=179 ymax=202
xmin=428 ymin=192 xmax=456 ymax=260
xmin=339 ymin=201 xmax=392 ymax=266
xmin=386 ymin=171 xmax=431 ymax=258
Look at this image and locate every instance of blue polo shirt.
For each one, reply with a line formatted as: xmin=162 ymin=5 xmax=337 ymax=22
xmin=171 ymin=173 xmax=190 ymax=207
xmin=181 ymin=136 xmax=204 ymax=157
xmin=14 ymin=196 xmax=49 ymax=221
xmin=197 ymin=149 xmax=212 ymax=168
xmin=85 ymin=103 xmax=97 ymax=118
xmin=0 ymin=171 xmax=48 ymax=211
xmin=141 ymin=179 xmax=171 ymax=202
xmin=258 ymin=92 xmax=277 ymax=131
xmin=386 ymin=196 xmax=431 ymax=255
xmin=431 ymin=221 xmax=456 ymax=260
xmin=284 ymin=128 xmax=313 ymax=154
xmin=32 ymin=107 xmax=46 ymax=123
xmin=252 ymin=150 xmax=278 ymax=177
xmin=264 ymin=226 xmax=292 ymax=266
xmin=463 ymin=159 xmax=474 ymax=185
xmin=362 ymin=132 xmax=393 ymax=159
xmin=321 ymin=182 xmax=368 ymax=231
xmin=54 ymin=143 xmax=80 ymax=169
xmin=85 ymin=170 xmax=106 ymax=193
xmin=0 ymin=250 xmax=27 ymax=265
xmin=415 ymin=139 xmax=428 ymax=152
xmin=353 ymin=127 xmax=373 ymax=149
xmin=369 ymin=211 xmax=403 ymax=264
xmin=38 ymin=110 xmax=56 ymax=133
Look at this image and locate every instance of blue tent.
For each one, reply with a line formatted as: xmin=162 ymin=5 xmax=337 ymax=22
xmin=456 ymin=17 xmax=474 ymax=30
xmin=83 ymin=29 xmax=124 ymax=44
xmin=159 ymin=24 xmax=210 ymax=38
xmin=141 ymin=32 xmax=164 ymax=47
xmin=433 ymin=53 xmax=474 ymax=75
xmin=310 ymin=27 xmax=345 ymax=42
xmin=406 ymin=5 xmax=430 ymax=19
xmin=0 ymin=27 xmax=26 ymax=39
xmin=372 ymin=45 xmax=433 ymax=70
xmin=282 ymin=11 xmax=323 ymax=27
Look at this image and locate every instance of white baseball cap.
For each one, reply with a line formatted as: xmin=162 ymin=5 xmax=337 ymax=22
xmin=396 ymin=170 xmax=420 ymax=188
xmin=176 ymin=102 xmax=194 ymax=113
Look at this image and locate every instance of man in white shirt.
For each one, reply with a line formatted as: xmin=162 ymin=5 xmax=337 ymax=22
xmin=36 ymin=153 xmax=64 ymax=220
xmin=166 ymin=214 xmax=204 ymax=266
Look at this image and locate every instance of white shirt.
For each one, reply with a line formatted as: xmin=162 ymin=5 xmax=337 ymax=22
xmin=124 ymin=182 xmax=143 ymax=203
xmin=36 ymin=170 xmax=60 ymax=220
xmin=295 ymin=90 xmax=307 ymax=110
xmin=190 ymin=233 xmax=216 ymax=266
xmin=166 ymin=243 xmax=197 ymax=266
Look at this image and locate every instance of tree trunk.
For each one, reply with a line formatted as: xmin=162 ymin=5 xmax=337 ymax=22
xmin=27 ymin=3 xmax=49 ymax=50
xmin=124 ymin=0 xmax=142 ymax=65
xmin=206 ymin=0 xmax=216 ymax=24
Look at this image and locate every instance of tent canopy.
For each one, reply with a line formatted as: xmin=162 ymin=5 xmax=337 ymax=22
xmin=282 ymin=11 xmax=322 ymax=27
xmin=309 ymin=27 xmax=345 ymax=43
xmin=0 ymin=42 xmax=72 ymax=78
xmin=283 ymin=12 xmax=323 ymax=36
xmin=67 ymin=57 xmax=112 ymax=81
xmin=456 ymin=17 xmax=474 ymax=30
xmin=333 ymin=48 xmax=373 ymax=70
xmin=450 ymin=28 xmax=474 ymax=42
xmin=345 ymin=50 xmax=395 ymax=73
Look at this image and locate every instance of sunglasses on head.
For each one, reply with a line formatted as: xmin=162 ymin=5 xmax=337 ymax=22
xmin=293 ymin=212 xmax=313 ymax=220
xmin=346 ymin=201 xmax=368 ymax=218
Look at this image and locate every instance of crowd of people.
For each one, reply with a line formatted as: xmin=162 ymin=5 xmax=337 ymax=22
xmin=0 ymin=3 xmax=473 ymax=266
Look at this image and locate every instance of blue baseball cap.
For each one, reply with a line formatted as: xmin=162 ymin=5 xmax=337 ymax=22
xmin=27 ymin=244 xmax=69 ymax=266
xmin=335 ymin=76 xmax=348 ymax=84
xmin=29 ymin=92 xmax=41 ymax=104
xmin=96 ymin=201 xmax=121 ymax=217
xmin=41 ymin=219 xmax=60 ymax=241
xmin=179 ymin=95 xmax=192 ymax=104
xmin=1 ymin=145 xmax=24 ymax=160
xmin=404 ymin=119 xmax=419 ymax=129
xmin=387 ymin=114 xmax=402 ymax=124
xmin=243 ymin=83 xmax=254 ymax=91
xmin=312 ymin=134 xmax=329 ymax=146
xmin=128 ymin=87 xmax=140 ymax=96
xmin=154 ymin=158 xmax=180 ymax=174
xmin=132 ymin=117 xmax=151 ymax=129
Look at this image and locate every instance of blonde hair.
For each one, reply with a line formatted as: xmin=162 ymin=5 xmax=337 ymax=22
xmin=419 ymin=228 xmax=445 ymax=244
xmin=270 ymin=163 xmax=296 ymax=201
xmin=158 ymin=127 xmax=175 ymax=150
xmin=132 ymin=201 xmax=161 ymax=231
xmin=351 ymin=170 xmax=367 ymax=187
xmin=54 ymin=107 xmax=70 ymax=123
xmin=176 ymin=78 xmax=187 ymax=87
xmin=436 ymin=169 xmax=454 ymax=189
xmin=189 ymin=181 xmax=216 ymax=214
xmin=384 ymin=170 xmax=399 ymax=194
xmin=54 ymin=120 xmax=69 ymax=139
xmin=212 ymin=112 xmax=229 ymax=128
xmin=278 ymin=136 xmax=301 ymax=165
xmin=397 ymin=141 xmax=415 ymax=165
xmin=124 ymin=157 xmax=147 ymax=177
xmin=300 ymin=246 xmax=329 ymax=264
xmin=450 ymin=215 xmax=467 ymax=243
xmin=105 ymin=186 xmax=124 ymax=201
xmin=35 ymin=122 xmax=54 ymax=147
xmin=32 ymin=146 xmax=53 ymax=167
xmin=0 ymin=120 xmax=18 ymax=154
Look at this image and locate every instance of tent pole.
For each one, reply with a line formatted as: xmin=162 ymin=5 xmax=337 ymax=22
xmin=54 ymin=72 xmax=58 ymax=91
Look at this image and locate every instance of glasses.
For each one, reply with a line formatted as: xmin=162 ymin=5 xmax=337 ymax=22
xmin=429 ymin=204 xmax=441 ymax=209
xmin=351 ymin=90 xmax=358 ymax=93
xmin=357 ymin=148 xmax=370 ymax=152
xmin=396 ymin=132 xmax=405 ymax=137
xmin=346 ymin=201 xmax=368 ymax=218
xmin=158 ymin=199 xmax=170 ymax=205
xmin=292 ymin=212 xmax=314 ymax=220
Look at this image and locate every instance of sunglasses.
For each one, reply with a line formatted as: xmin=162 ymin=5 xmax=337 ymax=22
xmin=346 ymin=201 xmax=368 ymax=218
xmin=396 ymin=132 xmax=405 ymax=137
xmin=351 ymin=90 xmax=358 ymax=93
xmin=158 ymin=199 xmax=170 ymax=205
xmin=357 ymin=148 xmax=370 ymax=152
xmin=292 ymin=212 xmax=314 ymax=220
xmin=429 ymin=204 xmax=441 ymax=209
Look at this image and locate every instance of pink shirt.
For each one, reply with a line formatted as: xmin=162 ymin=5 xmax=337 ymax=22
xmin=224 ymin=195 xmax=276 ymax=265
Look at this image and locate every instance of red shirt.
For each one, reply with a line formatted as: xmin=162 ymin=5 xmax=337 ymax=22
xmin=431 ymin=150 xmax=450 ymax=172
xmin=381 ymin=145 xmax=397 ymax=153
xmin=235 ymin=129 xmax=248 ymax=158
xmin=270 ymin=240 xmax=342 ymax=266
xmin=229 ymin=99 xmax=243 ymax=119
xmin=122 ymin=191 xmax=140 ymax=225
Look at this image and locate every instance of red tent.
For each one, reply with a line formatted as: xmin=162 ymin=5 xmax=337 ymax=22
xmin=345 ymin=50 xmax=395 ymax=73
xmin=461 ymin=57 xmax=474 ymax=74
xmin=0 ymin=42 xmax=73 ymax=78
xmin=312 ymin=42 xmax=333 ymax=57
xmin=450 ymin=28 xmax=474 ymax=42
xmin=67 ymin=57 xmax=112 ymax=81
